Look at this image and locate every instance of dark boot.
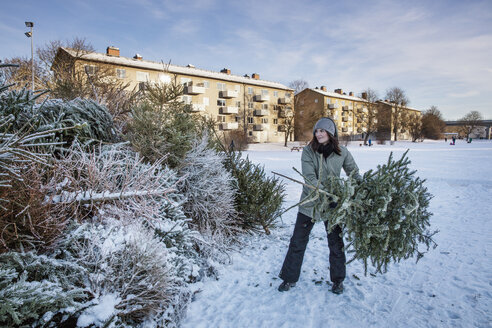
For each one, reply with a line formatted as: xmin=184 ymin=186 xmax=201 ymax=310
xmin=278 ymin=281 xmax=296 ymax=292
xmin=331 ymin=281 xmax=344 ymax=294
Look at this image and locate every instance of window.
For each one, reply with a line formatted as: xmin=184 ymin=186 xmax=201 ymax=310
xmin=181 ymin=77 xmax=192 ymax=86
xmin=261 ymin=118 xmax=268 ymax=124
xmin=273 ymin=118 xmax=278 ymax=124
xmin=235 ymin=101 xmax=241 ymax=107
xmin=203 ymin=80 xmax=210 ymax=88
xmin=158 ymin=73 xmax=171 ymax=84
xmin=84 ymin=65 xmax=98 ymax=75
xmin=217 ymin=99 xmax=226 ymax=106
xmin=182 ymin=95 xmax=192 ymax=104
xmin=248 ymin=102 xmax=254 ymax=109
xmin=217 ymin=115 xmax=226 ymax=122
xmin=273 ymin=91 xmax=278 ymax=97
xmin=136 ymin=71 xmax=149 ymax=82
xmin=249 ymin=131 xmax=253 ymax=136
xmin=315 ymin=99 xmax=318 ymax=103
xmin=262 ymin=104 xmax=268 ymax=110
xmin=285 ymin=92 xmax=291 ymax=98
xmin=248 ymin=87 xmax=253 ymax=95
xmin=247 ymin=117 xmax=254 ymax=124
xmin=341 ymin=100 xmax=345 ymax=106
xmin=261 ymin=89 xmax=269 ymax=96
xmin=203 ymin=97 xmax=209 ymax=106
xmin=235 ymin=116 xmax=241 ymax=122
xmin=116 ymin=68 xmax=126 ymax=79
xmin=217 ymin=82 xmax=226 ymax=91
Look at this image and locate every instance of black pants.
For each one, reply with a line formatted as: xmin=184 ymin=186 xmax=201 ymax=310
xmin=279 ymin=212 xmax=346 ymax=283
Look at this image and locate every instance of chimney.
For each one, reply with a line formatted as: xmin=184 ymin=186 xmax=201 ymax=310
xmin=106 ymin=46 xmax=120 ymax=57
xmin=349 ymin=91 xmax=354 ymax=96
xmin=133 ymin=54 xmax=143 ymax=60
xmin=321 ymin=86 xmax=327 ymax=92
xmin=243 ymin=74 xmax=250 ymax=78
xmin=361 ymin=92 xmax=367 ymax=100
xmin=221 ymin=68 xmax=231 ymax=75
xmin=252 ymin=73 xmax=260 ymax=80
xmin=334 ymin=88 xmax=343 ymax=94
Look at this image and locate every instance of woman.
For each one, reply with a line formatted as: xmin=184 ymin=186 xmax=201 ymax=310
xmin=278 ymin=117 xmax=360 ymax=295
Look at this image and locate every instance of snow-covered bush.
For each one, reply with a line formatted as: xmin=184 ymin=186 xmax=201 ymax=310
xmin=223 ymin=151 xmax=286 ymax=234
xmin=61 ymin=217 xmax=187 ymax=327
xmin=178 ymin=134 xmax=239 ymax=241
xmin=0 ymin=251 xmax=88 ymax=327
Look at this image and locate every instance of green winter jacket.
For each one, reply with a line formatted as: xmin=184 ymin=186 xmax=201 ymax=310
xmin=298 ymin=144 xmax=360 ymax=221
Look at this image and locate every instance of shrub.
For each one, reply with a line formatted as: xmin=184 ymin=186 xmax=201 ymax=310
xmin=0 ymin=251 xmax=88 ymax=327
xmin=223 ymin=151 xmax=285 ymax=234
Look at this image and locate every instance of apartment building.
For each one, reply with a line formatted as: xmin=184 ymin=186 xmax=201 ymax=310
xmin=294 ymin=87 xmax=423 ymax=141
xmin=294 ymin=87 xmax=369 ymax=141
xmin=376 ymin=100 xmax=422 ymax=141
xmin=54 ymin=46 xmax=294 ymax=143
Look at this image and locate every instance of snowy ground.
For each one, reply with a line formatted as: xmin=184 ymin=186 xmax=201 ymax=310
xmin=182 ymin=139 xmax=492 ymax=328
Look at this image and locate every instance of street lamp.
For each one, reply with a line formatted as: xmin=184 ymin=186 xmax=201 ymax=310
xmin=24 ymin=21 xmax=34 ymax=92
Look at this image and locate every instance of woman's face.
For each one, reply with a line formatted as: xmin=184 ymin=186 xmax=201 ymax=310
xmin=315 ymin=128 xmax=329 ymax=144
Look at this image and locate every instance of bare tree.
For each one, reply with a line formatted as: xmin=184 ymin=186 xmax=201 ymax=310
xmin=459 ymin=110 xmax=483 ymax=139
xmin=385 ymin=87 xmax=409 ymax=141
xmin=289 ymin=79 xmax=309 ymax=143
xmin=421 ymin=106 xmax=446 ymax=139
xmin=407 ymin=112 xmax=422 ymax=142
xmin=358 ymin=88 xmax=379 ymax=145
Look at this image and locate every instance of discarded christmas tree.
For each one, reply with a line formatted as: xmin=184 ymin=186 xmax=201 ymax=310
xmin=277 ymin=150 xmax=437 ymax=275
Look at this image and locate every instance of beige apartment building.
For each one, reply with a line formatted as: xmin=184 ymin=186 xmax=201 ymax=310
xmin=295 ymin=87 xmax=422 ymax=141
xmin=54 ymin=46 xmax=294 ymax=143
xmin=294 ymin=87 xmax=369 ymax=141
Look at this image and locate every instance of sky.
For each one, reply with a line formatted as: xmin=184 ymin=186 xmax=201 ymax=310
xmin=1 ymin=0 xmax=491 ymax=120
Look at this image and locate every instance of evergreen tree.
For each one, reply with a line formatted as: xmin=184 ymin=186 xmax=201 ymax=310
xmin=288 ymin=150 xmax=436 ymax=274
xmin=224 ymin=151 xmax=285 ymax=234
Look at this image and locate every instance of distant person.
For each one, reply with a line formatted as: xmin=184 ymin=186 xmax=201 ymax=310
xmin=452 ymin=136 xmax=456 ymax=145
xmin=445 ymin=137 xmax=447 ymax=142
xmin=278 ymin=117 xmax=361 ymax=295
xmin=368 ymin=138 xmax=372 ymax=146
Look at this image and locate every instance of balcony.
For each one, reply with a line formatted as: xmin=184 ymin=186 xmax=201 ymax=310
xmin=342 ymin=117 xmax=349 ymax=122
xmin=254 ymin=109 xmax=269 ymax=116
xmin=342 ymin=127 xmax=348 ymax=132
xmin=190 ymin=103 xmax=205 ymax=112
xmin=220 ymin=90 xmax=239 ymax=98
xmin=186 ymin=84 xmax=206 ymax=95
xmin=342 ymin=106 xmax=349 ymax=111
xmin=278 ymin=97 xmax=291 ymax=104
xmin=255 ymin=94 xmax=270 ymax=102
xmin=278 ymin=109 xmax=293 ymax=118
xmin=278 ymin=125 xmax=286 ymax=132
xmin=328 ymin=103 xmax=337 ymax=109
xmin=221 ymin=106 xmax=239 ymax=114
xmin=253 ymin=124 xmax=267 ymax=131
xmin=221 ymin=122 xmax=239 ymax=130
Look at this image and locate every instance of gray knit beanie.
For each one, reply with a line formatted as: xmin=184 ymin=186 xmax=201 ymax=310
xmin=313 ymin=117 xmax=337 ymax=137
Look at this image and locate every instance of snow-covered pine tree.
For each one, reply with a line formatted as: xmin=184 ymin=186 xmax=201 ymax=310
xmin=178 ymin=133 xmax=238 ymax=240
xmin=0 ymin=251 xmax=88 ymax=327
xmin=223 ymin=151 xmax=285 ymax=235
xmin=295 ymin=150 xmax=436 ymax=274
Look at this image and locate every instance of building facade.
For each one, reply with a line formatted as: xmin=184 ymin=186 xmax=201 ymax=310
xmin=294 ymin=87 xmax=369 ymax=141
xmin=54 ymin=46 xmax=294 ymax=143
xmin=295 ymin=87 xmax=422 ymax=141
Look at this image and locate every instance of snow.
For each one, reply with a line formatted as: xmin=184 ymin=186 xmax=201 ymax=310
xmin=182 ymin=139 xmax=492 ymax=328
xmin=77 ymin=293 xmax=121 ymax=327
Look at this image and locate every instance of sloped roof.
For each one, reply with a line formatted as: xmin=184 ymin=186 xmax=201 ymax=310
xmin=309 ymin=88 xmax=367 ymax=102
xmin=377 ymin=100 xmax=421 ymax=112
xmin=60 ymin=47 xmax=293 ymax=91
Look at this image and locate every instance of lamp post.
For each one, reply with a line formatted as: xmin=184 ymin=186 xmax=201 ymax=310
xmin=24 ymin=21 xmax=34 ymax=92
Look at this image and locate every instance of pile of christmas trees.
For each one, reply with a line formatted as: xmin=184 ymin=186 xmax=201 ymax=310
xmin=294 ymin=151 xmax=437 ymax=274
